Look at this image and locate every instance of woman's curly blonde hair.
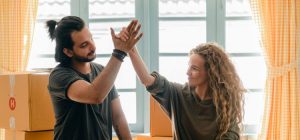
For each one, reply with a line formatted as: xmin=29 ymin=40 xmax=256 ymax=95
xmin=190 ymin=42 xmax=245 ymax=140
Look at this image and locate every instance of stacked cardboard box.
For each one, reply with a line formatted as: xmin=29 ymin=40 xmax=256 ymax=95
xmin=149 ymin=96 xmax=172 ymax=139
xmin=136 ymin=134 xmax=173 ymax=140
xmin=0 ymin=73 xmax=55 ymax=140
xmin=4 ymin=130 xmax=53 ymax=140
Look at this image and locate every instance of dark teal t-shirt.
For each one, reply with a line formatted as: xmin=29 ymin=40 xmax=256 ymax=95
xmin=48 ymin=62 xmax=118 ymax=140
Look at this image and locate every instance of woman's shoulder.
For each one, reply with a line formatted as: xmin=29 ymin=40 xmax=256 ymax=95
xmin=171 ymin=82 xmax=191 ymax=96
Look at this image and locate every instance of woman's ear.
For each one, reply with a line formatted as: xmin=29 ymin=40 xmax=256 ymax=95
xmin=63 ymin=48 xmax=73 ymax=58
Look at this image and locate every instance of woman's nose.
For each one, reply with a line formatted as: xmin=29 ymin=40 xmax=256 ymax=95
xmin=186 ymin=68 xmax=191 ymax=76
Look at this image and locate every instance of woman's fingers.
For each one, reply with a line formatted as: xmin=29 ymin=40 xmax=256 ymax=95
xmin=127 ymin=20 xmax=136 ymax=32
xmin=134 ymin=32 xmax=143 ymax=44
xmin=127 ymin=20 xmax=138 ymax=34
xmin=132 ymin=24 xmax=141 ymax=38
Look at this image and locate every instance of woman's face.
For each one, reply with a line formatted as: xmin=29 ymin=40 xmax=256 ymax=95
xmin=186 ymin=53 xmax=208 ymax=87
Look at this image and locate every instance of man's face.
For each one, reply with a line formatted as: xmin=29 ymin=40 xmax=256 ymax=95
xmin=70 ymin=26 xmax=96 ymax=62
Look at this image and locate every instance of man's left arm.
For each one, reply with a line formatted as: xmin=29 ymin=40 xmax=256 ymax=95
xmin=111 ymin=97 xmax=132 ymax=140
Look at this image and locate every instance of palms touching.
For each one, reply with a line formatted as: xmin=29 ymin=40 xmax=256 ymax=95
xmin=110 ymin=20 xmax=143 ymax=53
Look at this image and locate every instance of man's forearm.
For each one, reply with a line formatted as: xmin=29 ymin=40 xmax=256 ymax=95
xmin=91 ymin=56 xmax=122 ymax=103
xmin=113 ymin=113 xmax=132 ymax=140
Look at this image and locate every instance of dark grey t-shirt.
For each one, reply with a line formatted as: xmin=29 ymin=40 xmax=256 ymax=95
xmin=48 ymin=62 xmax=118 ymax=140
xmin=147 ymin=72 xmax=240 ymax=140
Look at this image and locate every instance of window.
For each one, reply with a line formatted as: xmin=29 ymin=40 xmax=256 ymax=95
xmin=28 ymin=0 xmax=266 ymax=135
xmin=88 ymin=0 xmax=142 ymax=130
xmin=226 ymin=0 xmax=265 ymax=134
xmin=28 ymin=0 xmax=70 ymax=69
xmin=158 ymin=0 xmax=206 ymax=83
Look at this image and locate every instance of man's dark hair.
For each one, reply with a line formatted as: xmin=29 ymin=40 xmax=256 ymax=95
xmin=46 ymin=16 xmax=85 ymax=65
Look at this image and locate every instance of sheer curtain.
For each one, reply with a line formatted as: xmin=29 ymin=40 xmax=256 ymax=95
xmin=0 ymin=0 xmax=39 ymax=73
xmin=250 ymin=0 xmax=300 ymax=139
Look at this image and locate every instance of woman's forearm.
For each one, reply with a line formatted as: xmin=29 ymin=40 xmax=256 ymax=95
xmin=128 ymin=47 xmax=155 ymax=87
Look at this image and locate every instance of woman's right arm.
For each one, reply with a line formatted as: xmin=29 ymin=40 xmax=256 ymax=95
xmin=128 ymin=47 xmax=155 ymax=87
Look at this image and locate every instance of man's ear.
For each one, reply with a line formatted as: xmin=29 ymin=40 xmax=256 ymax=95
xmin=63 ymin=48 xmax=73 ymax=58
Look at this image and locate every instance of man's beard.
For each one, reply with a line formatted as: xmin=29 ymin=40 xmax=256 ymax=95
xmin=72 ymin=52 xmax=96 ymax=62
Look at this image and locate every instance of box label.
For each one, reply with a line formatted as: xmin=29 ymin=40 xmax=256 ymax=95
xmin=9 ymin=97 xmax=16 ymax=110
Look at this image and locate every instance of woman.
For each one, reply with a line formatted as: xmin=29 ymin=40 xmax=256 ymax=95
xmin=120 ymin=24 xmax=245 ymax=139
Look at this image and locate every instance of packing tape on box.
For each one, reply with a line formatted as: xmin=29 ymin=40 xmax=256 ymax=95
xmin=9 ymin=75 xmax=15 ymax=97
xmin=9 ymin=75 xmax=17 ymax=140
xmin=9 ymin=116 xmax=15 ymax=129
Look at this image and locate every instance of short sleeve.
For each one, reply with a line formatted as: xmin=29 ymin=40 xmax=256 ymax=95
xmin=110 ymin=86 xmax=119 ymax=101
xmin=48 ymin=67 xmax=84 ymax=100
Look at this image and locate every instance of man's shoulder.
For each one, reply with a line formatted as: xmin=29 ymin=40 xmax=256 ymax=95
xmin=91 ymin=62 xmax=104 ymax=69
xmin=48 ymin=64 xmax=81 ymax=89
xmin=90 ymin=62 xmax=105 ymax=73
xmin=49 ymin=64 xmax=80 ymax=82
xmin=50 ymin=64 xmax=74 ymax=74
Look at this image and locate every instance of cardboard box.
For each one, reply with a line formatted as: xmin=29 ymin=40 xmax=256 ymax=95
xmin=5 ymin=130 xmax=53 ymax=140
xmin=136 ymin=134 xmax=172 ymax=140
xmin=0 ymin=73 xmax=55 ymax=131
xmin=150 ymin=96 xmax=172 ymax=137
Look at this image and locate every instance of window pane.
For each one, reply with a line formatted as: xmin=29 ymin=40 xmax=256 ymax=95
xmin=89 ymin=21 xmax=130 ymax=55
xmin=159 ymin=56 xmax=189 ymax=84
xmin=159 ymin=0 xmax=206 ymax=17
xmin=89 ymin=0 xmax=135 ymax=19
xmin=94 ymin=57 xmax=136 ymax=89
xmin=231 ymin=56 xmax=266 ymax=89
xmin=28 ymin=22 xmax=57 ymax=70
xmin=226 ymin=20 xmax=261 ymax=53
xmin=244 ymin=92 xmax=265 ymax=133
xmin=37 ymin=0 xmax=70 ymax=19
xmin=31 ymin=22 xmax=56 ymax=55
xmin=28 ymin=0 xmax=70 ymax=70
xmin=159 ymin=21 xmax=206 ymax=53
xmin=226 ymin=0 xmax=251 ymax=17
xmin=119 ymin=92 xmax=136 ymax=124
xmin=27 ymin=57 xmax=58 ymax=69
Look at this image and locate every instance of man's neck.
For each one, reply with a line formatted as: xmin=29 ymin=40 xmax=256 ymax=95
xmin=71 ymin=61 xmax=91 ymax=74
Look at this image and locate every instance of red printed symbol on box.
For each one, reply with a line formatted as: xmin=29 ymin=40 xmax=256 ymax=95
xmin=9 ymin=97 xmax=16 ymax=110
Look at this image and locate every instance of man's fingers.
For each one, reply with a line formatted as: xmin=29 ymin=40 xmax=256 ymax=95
xmin=122 ymin=27 xmax=130 ymax=38
xmin=120 ymin=36 xmax=127 ymax=42
xmin=110 ymin=28 xmax=116 ymax=38
xmin=115 ymin=33 xmax=128 ymax=42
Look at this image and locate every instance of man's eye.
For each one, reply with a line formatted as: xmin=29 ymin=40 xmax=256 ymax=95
xmin=81 ymin=43 xmax=87 ymax=47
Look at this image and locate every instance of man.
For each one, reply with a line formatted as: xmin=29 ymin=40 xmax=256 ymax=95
xmin=46 ymin=16 xmax=142 ymax=140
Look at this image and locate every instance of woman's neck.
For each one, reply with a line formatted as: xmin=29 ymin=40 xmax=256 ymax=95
xmin=195 ymin=82 xmax=211 ymax=101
